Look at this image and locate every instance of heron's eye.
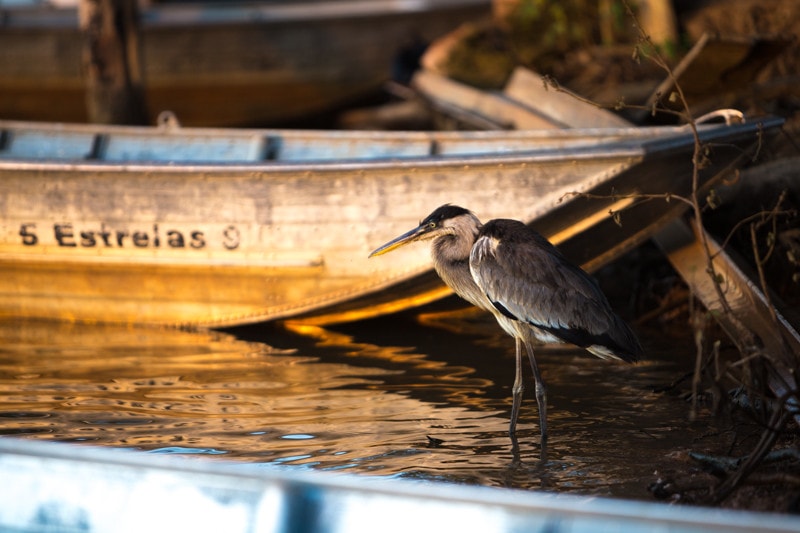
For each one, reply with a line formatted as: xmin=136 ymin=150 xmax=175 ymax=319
xmin=428 ymin=221 xmax=436 ymax=229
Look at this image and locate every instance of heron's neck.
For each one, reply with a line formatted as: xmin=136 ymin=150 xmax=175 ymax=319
xmin=431 ymin=215 xmax=487 ymax=309
xmin=432 ymin=216 xmax=481 ymax=265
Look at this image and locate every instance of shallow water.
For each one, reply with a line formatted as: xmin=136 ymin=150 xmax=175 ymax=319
xmin=0 ymin=312 xmax=715 ymax=500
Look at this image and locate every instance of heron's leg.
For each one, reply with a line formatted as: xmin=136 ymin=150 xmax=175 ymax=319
xmin=523 ymin=341 xmax=547 ymax=443
xmin=508 ymin=337 xmax=525 ymax=437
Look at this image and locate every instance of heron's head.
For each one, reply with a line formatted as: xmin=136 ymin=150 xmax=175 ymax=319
xmin=369 ymin=204 xmax=479 ymax=257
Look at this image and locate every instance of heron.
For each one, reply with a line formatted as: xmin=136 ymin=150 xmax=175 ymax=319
xmin=369 ymin=205 xmax=642 ymax=445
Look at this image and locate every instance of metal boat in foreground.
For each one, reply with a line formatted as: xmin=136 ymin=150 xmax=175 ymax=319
xmin=1 ymin=437 xmax=799 ymax=533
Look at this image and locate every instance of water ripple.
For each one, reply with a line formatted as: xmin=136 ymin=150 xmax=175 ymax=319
xmin=0 ymin=316 xmax=721 ymax=500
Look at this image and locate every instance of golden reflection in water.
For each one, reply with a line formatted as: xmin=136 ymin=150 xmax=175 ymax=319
xmin=0 ymin=315 xmax=729 ymax=498
xmin=284 ymin=320 xmax=499 ymax=412
xmin=0 ymin=318 xmax=514 ymax=474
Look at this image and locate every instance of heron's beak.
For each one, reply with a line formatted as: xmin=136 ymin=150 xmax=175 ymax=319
xmin=368 ymin=224 xmax=430 ymax=257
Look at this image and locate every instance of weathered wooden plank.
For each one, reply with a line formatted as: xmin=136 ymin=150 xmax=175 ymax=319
xmin=503 ymin=67 xmax=632 ymax=128
xmin=654 ymin=218 xmax=800 ymax=419
xmin=78 ymin=0 xmax=148 ymax=125
xmin=413 ymin=69 xmax=558 ymax=130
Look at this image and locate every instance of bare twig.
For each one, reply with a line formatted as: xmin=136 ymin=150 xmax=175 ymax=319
xmin=552 ymin=0 xmax=795 ymax=504
xmin=749 ymin=191 xmax=791 ymax=322
xmin=712 ymin=407 xmax=792 ymax=503
xmin=714 ymin=194 xmax=795 ymax=259
xmin=618 ymin=0 xmax=797 ymax=504
xmin=540 ymin=73 xmax=687 ymax=120
xmin=558 ymin=190 xmax=693 ymax=208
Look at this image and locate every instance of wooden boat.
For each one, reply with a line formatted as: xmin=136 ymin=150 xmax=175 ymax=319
xmin=0 ymin=116 xmax=781 ymax=326
xmin=0 ymin=0 xmax=490 ymax=126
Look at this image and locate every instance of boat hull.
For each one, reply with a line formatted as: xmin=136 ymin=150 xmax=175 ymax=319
xmin=0 ymin=119 xmax=780 ymax=325
xmin=0 ymin=0 xmax=490 ymax=126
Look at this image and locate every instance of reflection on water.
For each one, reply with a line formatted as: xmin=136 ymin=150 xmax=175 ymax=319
xmin=0 ymin=313 xmax=713 ymax=499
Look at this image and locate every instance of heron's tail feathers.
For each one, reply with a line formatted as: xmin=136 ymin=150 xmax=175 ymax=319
xmin=586 ymin=342 xmax=640 ymax=363
xmin=587 ymin=315 xmax=642 ymax=363
xmin=536 ymin=315 xmax=642 ymax=363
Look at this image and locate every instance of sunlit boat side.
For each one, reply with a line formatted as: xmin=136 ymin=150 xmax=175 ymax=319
xmin=0 ymin=117 xmax=782 ymax=326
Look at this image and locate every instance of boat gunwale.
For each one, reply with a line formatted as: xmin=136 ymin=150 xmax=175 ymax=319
xmin=0 ymin=118 xmax=747 ymax=141
xmin=0 ymin=146 xmax=646 ymax=173
xmin=0 ymin=118 xmax=780 ymax=172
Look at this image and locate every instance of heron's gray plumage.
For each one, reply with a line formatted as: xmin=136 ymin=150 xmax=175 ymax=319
xmin=471 ymin=219 xmax=641 ymax=362
xmin=369 ymin=204 xmax=642 ymax=445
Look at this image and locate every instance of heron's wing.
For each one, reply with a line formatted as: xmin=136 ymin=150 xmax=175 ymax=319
xmin=469 ymin=232 xmax=616 ymax=337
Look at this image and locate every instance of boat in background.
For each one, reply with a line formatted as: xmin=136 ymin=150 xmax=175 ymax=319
xmin=0 ymin=0 xmax=490 ymax=126
xmin=0 ymin=115 xmax=780 ymax=326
